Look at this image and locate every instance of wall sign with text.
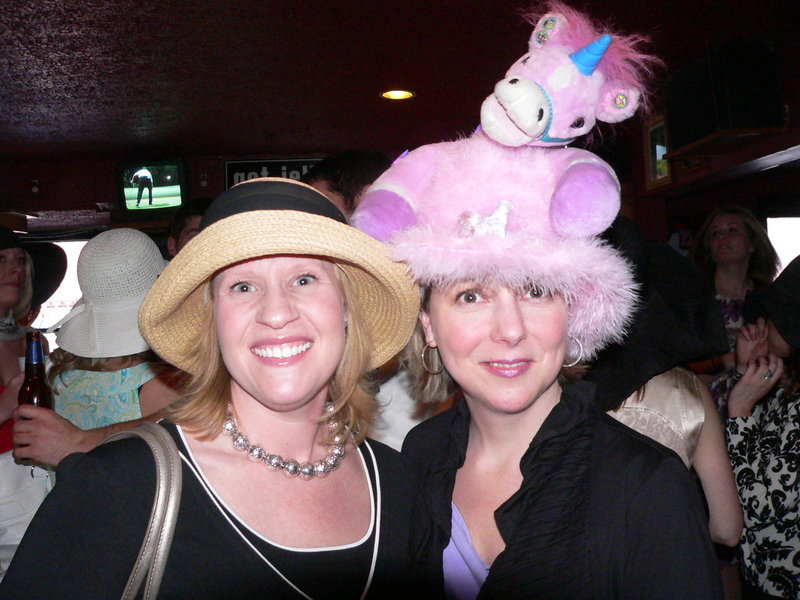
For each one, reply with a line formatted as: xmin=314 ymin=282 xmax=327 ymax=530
xmin=225 ymin=158 xmax=321 ymax=189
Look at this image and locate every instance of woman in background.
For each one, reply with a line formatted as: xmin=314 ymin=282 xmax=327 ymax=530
xmin=47 ymin=228 xmax=179 ymax=427
xmin=0 ymin=226 xmax=65 ymax=580
xmin=0 ymin=226 xmax=66 ymax=390
xmin=716 ymin=255 xmax=800 ymax=600
xmin=590 ymin=217 xmax=742 ymax=548
xmin=689 ymin=206 xmax=780 ymax=385
xmin=12 ymin=228 xmax=183 ymax=469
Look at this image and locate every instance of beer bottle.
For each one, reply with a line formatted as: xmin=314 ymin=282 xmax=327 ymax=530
xmin=18 ymin=330 xmax=53 ymax=410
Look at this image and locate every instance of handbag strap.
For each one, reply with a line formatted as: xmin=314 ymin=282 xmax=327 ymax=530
xmin=103 ymin=422 xmax=183 ymax=600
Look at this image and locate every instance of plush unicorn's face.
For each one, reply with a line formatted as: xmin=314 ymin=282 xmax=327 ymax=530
xmin=482 ymin=44 xmax=605 ymax=147
xmin=480 ymin=13 xmax=641 ymax=148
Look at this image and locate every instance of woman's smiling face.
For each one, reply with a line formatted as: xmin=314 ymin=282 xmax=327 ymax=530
xmin=212 ymin=255 xmax=347 ymax=413
xmin=421 ymin=281 xmax=568 ymax=415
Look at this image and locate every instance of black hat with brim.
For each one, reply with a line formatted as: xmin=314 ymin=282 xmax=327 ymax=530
xmin=587 ymin=217 xmax=729 ymax=410
xmin=0 ymin=226 xmax=68 ymax=309
xmin=744 ymin=255 xmax=800 ymax=349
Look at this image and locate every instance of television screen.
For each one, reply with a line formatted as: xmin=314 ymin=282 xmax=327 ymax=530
xmin=118 ymin=160 xmax=186 ymax=213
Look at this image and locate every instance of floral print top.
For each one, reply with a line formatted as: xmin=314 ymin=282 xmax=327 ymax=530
xmin=716 ymin=294 xmax=745 ymax=352
xmin=53 ymin=363 xmax=161 ymax=429
xmin=719 ymin=370 xmax=800 ymax=599
xmin=710 ymin=295 xmax=746 ymax=409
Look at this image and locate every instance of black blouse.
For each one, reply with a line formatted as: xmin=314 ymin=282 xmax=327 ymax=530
xmin=402 ymin=381 xmax=723 ymax=600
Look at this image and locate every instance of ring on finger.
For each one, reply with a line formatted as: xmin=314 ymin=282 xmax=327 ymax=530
xmin=763 ymin=369 xmax=774 ymax=381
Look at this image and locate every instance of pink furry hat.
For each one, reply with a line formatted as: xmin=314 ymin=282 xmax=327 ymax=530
xmin=352 ymin=134 xmax=637 ymax=359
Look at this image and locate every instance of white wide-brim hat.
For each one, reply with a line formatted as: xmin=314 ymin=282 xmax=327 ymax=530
xmin=139 ymin=178 xmax=420 ymax=375
xmin=52 ymin=228 xmax=167 ymax=358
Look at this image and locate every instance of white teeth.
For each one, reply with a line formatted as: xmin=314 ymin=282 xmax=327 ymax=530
xmin=253 ymin=342 xmax=312 ymax=359
xmin=489 ymin=361 xmax=526 ymax=368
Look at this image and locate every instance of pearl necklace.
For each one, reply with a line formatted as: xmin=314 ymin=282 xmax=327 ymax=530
xmin=222 ymin=402 xmax=348 ymax=480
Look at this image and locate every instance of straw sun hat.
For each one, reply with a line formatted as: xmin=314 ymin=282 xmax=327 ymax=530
xmin=139 ymin=178 xmax=420 ymax=375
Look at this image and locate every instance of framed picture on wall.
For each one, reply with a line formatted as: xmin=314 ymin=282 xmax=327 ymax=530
xmin=643 ymin=115 xmax=671 ymax=189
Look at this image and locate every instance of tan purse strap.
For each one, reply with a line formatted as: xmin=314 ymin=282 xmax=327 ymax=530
xmin=103 ymin=422 xmax=183 ymax=600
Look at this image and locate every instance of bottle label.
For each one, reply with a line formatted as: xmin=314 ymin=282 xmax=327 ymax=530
xmin=28 ymin=335 xmax=45 ymax=365
xmin=20 ymin=331 xmax=54 ymax=410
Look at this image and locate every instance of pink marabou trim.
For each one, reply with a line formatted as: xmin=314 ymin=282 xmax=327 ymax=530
xmin=393 ymin=230 xmax=637 ymax=358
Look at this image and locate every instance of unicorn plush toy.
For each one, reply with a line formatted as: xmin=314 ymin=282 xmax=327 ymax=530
xmin=353 ymin=2 xmax=657 ymax=243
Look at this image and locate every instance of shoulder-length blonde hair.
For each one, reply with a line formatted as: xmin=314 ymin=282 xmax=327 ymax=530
xmin=689 ymin=206 xmax=780 ymax=290
xmin=164 ymin=262 xmax=377 ymax=444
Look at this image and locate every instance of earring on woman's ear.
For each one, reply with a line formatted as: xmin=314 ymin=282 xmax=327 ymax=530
xmin=562 ymin=337 xmax=584 ymax=368
xmin=421 ymin=343 xmax=443 ymax=375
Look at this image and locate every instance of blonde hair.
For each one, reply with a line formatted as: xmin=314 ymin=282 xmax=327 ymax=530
xmin=689 ymin=206 xmax=780 ymax=289
xmin=10 ymin=251 xmax=34 ymax=320
xmin=403 ymin=295 xmax=456 ymax=409
xmin=165 ymin=262 xmax=378 ymax=444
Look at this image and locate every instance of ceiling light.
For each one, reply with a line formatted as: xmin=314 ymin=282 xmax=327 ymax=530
xmin=381 ymin=90 xmax=415 ymax=100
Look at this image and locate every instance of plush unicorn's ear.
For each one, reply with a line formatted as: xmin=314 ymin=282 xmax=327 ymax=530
xmin=529 ymin=12 xmax=568 ymax=49
xmin=596 ymin=83 xmax=641 ymax=123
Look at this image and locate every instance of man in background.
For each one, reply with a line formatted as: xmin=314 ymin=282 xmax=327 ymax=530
xmin=304 ymin=149 xmax=420 ymax=449
xmin=301 ymin=150 xmax=391 ymax=218
xmin=166 ymin=198 xmax=212 ymax=258
xmin=131 ymin=167 xmax=154 ymax=207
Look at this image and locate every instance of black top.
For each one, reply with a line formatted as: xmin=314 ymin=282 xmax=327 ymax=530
xmin=402 ymin=381 xmax=723 ymax=600
xmin=0 ymin=423 xmax=437 ymax=599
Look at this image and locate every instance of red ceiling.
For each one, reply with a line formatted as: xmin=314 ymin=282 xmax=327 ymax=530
xmin=0 ymin=0 xmax=796 ymax=161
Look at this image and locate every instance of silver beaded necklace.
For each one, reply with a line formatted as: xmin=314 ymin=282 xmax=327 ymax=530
xmin=222 ymin=402 xmax=348 ymax=480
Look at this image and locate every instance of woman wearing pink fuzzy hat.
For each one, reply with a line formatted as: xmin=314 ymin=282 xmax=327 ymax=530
xmin=353 ymin=122 xmax=722 ymax=600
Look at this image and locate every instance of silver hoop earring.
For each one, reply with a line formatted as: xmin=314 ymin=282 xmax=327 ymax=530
xmin=562 ymin=337 xmax=584 ymax=368
xmin=421 ymin=343 xmax=443 ymax=375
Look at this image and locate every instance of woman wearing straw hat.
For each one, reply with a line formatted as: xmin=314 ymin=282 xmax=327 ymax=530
xmin=352 ymin=136 xmax=723 ymax=598
xmin=1 ymin=178 xmax=432 ymax=599
xmin=12 ymin=228 xmax=184 ymax=469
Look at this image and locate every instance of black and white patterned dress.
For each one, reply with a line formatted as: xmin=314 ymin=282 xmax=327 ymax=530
xmin=719 ymin=371 xmax=800 ymax=599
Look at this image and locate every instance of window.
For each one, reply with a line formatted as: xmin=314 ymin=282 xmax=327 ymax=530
xmin=767 ymin=217 xmax=800 ymax=274
xmin=32 ymin=240 xmax=87 ymax=351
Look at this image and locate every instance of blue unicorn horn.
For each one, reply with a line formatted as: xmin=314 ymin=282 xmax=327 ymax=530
xmin=570 ymin=34 xmax=612 ymax=76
